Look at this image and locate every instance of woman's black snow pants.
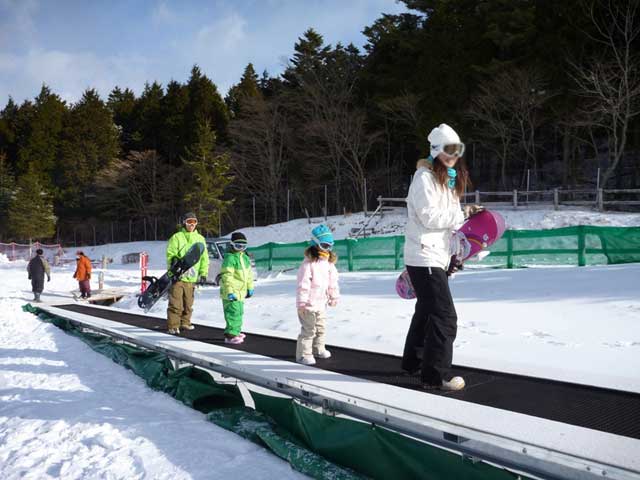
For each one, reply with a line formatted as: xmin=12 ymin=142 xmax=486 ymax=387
xmin=401 ymin=265 xmax=458 ymax=385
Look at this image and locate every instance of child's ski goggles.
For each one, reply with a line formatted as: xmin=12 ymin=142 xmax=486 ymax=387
xmin=231 ymin=240 xmax=247 ymax=251
xmin=317 ymin=242 xmax=333 ymax=252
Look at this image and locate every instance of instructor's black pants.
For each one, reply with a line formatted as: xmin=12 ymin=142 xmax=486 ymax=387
xmin=401 ymin=265 xmax=458 ymax=385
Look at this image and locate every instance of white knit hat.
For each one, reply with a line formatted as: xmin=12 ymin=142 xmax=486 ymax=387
xmin=428 ymin=123 xmax=465 ymax=158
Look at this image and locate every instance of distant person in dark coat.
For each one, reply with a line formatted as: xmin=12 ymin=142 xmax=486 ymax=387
xmin=73 ymin=250 xmax=92 ymax=299
xmin=27 ymin=248 xmax=51 ymax=302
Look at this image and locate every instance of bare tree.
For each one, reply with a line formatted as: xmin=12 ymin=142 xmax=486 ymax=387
xmin=96 ymin=150 xmax=176 ymax=237
xmin=295 ymin=69 xmax=381 ymax=213
xmin=571 ymin=0 xmax=640 ymax=187
xmin=294 ymin=73 xmax=351 ymax=212
xmin=229 ymin=96 xmax=290 ymax=223
xmin=340 ymin=109 xmax=382 ymax=212
xmin=467 ymin=76 xmax=518 ymax=189
xmin=467 ymin=68 xmax=550 ymax=189
xmin=377 ymin=90 xmax=423 ymax=142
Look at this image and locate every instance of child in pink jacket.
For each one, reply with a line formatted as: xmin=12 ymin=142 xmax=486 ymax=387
xmin=296 ymin=224 xmax=340 ymax=365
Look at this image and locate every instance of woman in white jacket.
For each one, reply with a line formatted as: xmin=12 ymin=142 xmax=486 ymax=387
xmin=402 ymin=123 xmax=480 ymax=391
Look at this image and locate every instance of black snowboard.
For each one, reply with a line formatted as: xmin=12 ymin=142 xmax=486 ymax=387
xmin=137 ymin=242 xmax=205 ymax=312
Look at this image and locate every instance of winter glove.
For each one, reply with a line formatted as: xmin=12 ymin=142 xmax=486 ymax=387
xmin=198 ymin=276 xmax=207 ymax=285
xmin=446 ymin=256 xmax=464 ymax=277
xmin=328 ymin=299 xmax=338 ymax=307
xmin=86 ymin=273 xmax=91 ymax=280
xmin=47 ymin=275 xmax=51 ymax=282
xmin=297 ymin=307 xmax=307 ymax=318
xmin=463 ymin=204 xmax=484 ymax=219
xmin=246 ymin=289 xmax=254 ymax=298
xmin=228 ymin=293 xmax=238 ymax=301
xmin=28 ymin=275 xmax=31 ymax=280
xmin=72 ymin=273 xmax=77 ymax=279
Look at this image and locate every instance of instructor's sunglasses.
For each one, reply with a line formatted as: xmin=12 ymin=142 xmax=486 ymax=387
xmin=231 ymin=240 xmax=248 ymax=251
xmin=443 ymin=143 xmax=465 ymax=157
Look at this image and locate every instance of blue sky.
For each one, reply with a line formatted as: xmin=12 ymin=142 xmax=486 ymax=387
xmin=0 ymin=0 xmax=408 ymax=105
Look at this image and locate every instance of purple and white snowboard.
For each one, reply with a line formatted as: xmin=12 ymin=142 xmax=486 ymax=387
xmin=396 ymin=210 xmax=506 ymax=299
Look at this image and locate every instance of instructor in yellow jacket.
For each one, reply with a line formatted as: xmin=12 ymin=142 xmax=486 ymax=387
xmin=166 ymin=212 xmax=209 ymax=334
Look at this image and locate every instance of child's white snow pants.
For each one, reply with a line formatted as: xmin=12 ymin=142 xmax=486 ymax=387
xmin=296 ymin=309 xmax=328 ymax=359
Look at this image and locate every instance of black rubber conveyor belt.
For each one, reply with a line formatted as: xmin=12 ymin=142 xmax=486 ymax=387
xmin=56 ymin=304 xmax=640 ymax=440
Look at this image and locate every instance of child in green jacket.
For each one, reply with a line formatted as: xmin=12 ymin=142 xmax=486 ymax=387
xmin=220 ymin=232 xmax=254 ymax=344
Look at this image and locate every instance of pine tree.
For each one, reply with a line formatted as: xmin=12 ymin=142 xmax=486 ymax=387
xmin=57 ymin=89 xmax=119 ymax=211
xmin=185 ymin=65 xmax=229 ymax=145
xmin=17 ymin=85 xmax=67 ymax=189
xmin=225 ymin=63 xmax=261 ymax=117
xmin=107 ymin=86 xmax=137 ymax=152
xmin=0 ymin=98 xmax=19 ymax=169
xmin=134 ymin=81 xmax=164 ymax=151
xmin=0 ymin=152 xmax=15 ymax=238
xmin=7 ymin=166 xmax=56 ymax=241
xmin=282 ymin=29 xmax=330 ymax=87
xmin=182 ymin=120 xmax=233 ymax=235
xmin=160 ymin=80 xmax=189 ymax=165
xmin=12 ymin=100 xmax=36 ymax=174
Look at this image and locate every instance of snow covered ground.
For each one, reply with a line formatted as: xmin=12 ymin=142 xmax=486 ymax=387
xmin=0 ymin=257 xmax=306 ymax=479
xmin=2 ymin=207 xmax=640 ymax=478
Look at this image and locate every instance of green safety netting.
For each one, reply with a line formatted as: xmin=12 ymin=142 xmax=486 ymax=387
xmin=24 ymin=304 xmax=528 ymax=480
xmin=248 ymin=226 xmax=640 ymax=271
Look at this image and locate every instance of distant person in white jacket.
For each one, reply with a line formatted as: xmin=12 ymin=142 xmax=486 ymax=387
xmin=402 ymin=123 xmax=482 ymax=391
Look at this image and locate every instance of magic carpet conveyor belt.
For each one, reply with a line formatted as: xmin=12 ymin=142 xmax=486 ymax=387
xmin=56 ymin=303 xmax=640 ymax=441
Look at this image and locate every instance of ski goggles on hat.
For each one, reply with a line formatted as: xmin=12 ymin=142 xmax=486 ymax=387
xmin=184 ymin=219 xmax=198 ymax=225
xmin=317 ymin=241 xmax=333 ymax=252
xmin=231 ymin=240 xmax=248 ymax=251
xmin=443 ymin=143 xmax=465 ymax=157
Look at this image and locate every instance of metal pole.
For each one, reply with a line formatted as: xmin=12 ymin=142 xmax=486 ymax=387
xmin=598 ymin=188 xmax=604 ymax=211
xmin=324 ymin=185 xmax=328 ymax=220
xmin=363 ymin=178 xmax=368 ymax=215
xmin=287 ymin=189 xmax=290 ymax=222
xmin=526 ymin=169 xmax=530 ymax=206
xmin=253 ymin=196 xmax=256 ymax=227
xmin=596 ymin=167 xmax=601 ymax=191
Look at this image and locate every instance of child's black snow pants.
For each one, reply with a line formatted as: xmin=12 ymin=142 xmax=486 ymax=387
xmin=401 ymin=265 xmax=458 ymax=385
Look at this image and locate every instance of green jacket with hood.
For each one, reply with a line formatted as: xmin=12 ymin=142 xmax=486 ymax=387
xmin=219 ymin=249 xmax=254 ymax=301
xmin=166 ymin=227 xmax=209 ymax=282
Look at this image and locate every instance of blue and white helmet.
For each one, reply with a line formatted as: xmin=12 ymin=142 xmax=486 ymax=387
xmin=310 ymin=224 xmax=334 ymax=252
xmin=428 ymin=123 xmax=465 ymax=158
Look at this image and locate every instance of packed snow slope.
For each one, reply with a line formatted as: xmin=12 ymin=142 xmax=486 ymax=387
xmin=0 ymin=261 xmax=306 ymax=479
xmin=2 ymin=207 xmax=639 ymax=478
